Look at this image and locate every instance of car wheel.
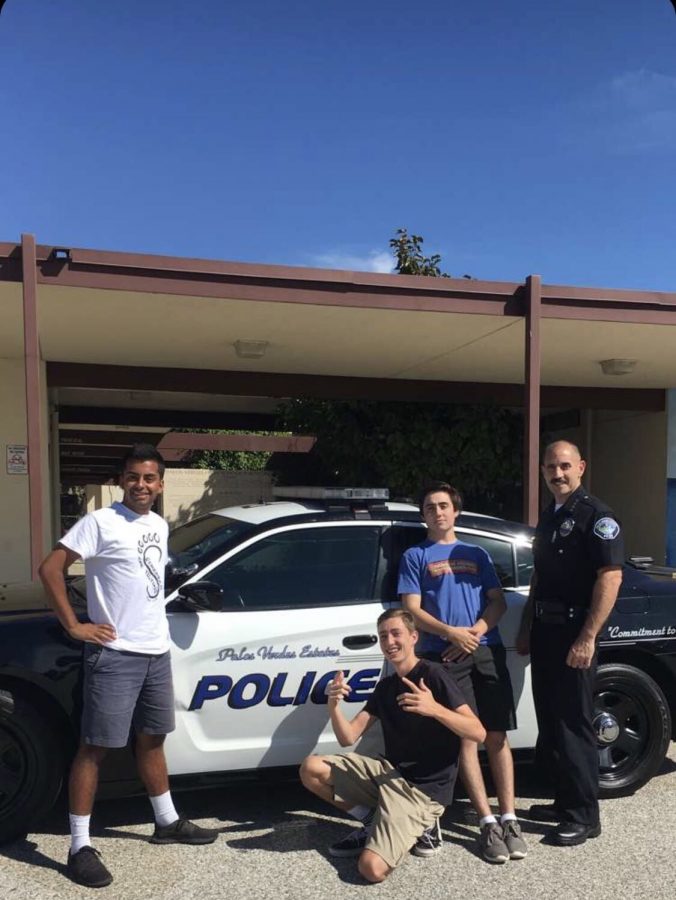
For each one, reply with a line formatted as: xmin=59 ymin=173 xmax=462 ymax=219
xmin=594 ymin=663 xmax=671 ymax=798
xmin=0 ymin=691 xmax=65 ymax=843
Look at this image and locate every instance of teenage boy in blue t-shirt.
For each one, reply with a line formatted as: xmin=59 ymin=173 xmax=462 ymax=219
xmin=398 ymin=482 xmax=527 ymax=864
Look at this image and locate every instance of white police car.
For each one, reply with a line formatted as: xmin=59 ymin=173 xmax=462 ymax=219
xmin=0 ymin=488 xmax=673 ymax=842
xmin=163 ymin=488 xmax=538 ymax=778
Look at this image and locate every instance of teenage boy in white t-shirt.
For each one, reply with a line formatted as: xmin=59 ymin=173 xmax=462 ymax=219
xmin=39 ymin=444 xmax=217 ymax=888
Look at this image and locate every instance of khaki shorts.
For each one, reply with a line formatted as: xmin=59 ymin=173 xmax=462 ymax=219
xmin=325 ymin=753 xmax=444 ymax=869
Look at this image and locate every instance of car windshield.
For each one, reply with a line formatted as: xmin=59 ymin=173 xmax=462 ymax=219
xmin=166 ymin=514 xmax=256 ymax=591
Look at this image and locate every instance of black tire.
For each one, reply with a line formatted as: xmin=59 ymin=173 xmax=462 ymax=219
xmin=595 ymin=663 xmax=671 ymax=798
xmin=0 ymin=691 xmax=65 ymax=843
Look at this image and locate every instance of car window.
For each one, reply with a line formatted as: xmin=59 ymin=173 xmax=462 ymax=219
xmin=515 ymin=543 xmax=534 ymax=588
xmin=207 ymin=525 xmax=381 ymax=610
xmin=455 ymin=531 xmax=516 ymax=589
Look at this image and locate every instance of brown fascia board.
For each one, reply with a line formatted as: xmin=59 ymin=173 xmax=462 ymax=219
xmin=46 ymin=362 xmax=665 ymax=412
xmin=29 ymin=245 xmax=522 ymax=317
xmin=4 ymin=240 xmax=676 ymax=322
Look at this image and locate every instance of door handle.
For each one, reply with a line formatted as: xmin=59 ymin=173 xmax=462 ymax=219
xmin=343 ymin=634 xmax=378 ymax=649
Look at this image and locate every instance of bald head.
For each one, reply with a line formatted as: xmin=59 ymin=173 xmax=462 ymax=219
xmin=541 ymin=440 xmax=586 ymax=503
xmin=543 ymin=440 xmax=583 ymax=464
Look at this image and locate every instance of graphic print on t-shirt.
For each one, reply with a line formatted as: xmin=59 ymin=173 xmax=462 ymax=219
xmin=427 ymin=558 xmax=479 ymax=578
xmin=137 ymin=531 xmax=163 ymax=599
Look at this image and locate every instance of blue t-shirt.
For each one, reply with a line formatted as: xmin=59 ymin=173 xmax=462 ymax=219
xmin=397 ymin=539 xmax=502 ymax=651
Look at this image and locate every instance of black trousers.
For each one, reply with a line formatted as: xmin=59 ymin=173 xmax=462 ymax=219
xmin=530 ymin=619 xmax=599 ymax=825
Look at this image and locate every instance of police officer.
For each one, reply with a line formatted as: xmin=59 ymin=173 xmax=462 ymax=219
xmin=517 ymin=440 xmax=624 ymax=846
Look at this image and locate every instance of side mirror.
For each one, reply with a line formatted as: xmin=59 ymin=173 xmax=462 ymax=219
xmin=177 ymin=581 xmax=224 ymax=612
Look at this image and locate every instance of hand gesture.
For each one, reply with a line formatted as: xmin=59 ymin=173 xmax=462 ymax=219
xmin=396 ymin=676 xmax=438 ymax=717
xmin=442 ymin=626 xmax=480 ymax=662
xmin=327 ymin=670 xmax=351 ymax=707
xmin=67 ymin=621 xmax=117 ymax=645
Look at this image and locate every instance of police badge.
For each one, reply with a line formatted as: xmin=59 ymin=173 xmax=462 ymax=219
xmin=559 ymin=518 xmax=574 ymax=537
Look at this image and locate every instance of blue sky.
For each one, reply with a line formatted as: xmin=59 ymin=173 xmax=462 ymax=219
xmin=1 ymin=0 xmax=675 ymax=289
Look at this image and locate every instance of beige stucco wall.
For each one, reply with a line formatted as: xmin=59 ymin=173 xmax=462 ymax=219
xmin=543 ymin=409 xmax=666 ymax=562
xmin=162 ymin=469 xmax=274 ymax=527
xmin=591 ymin=409 xmax=666 ymax=562
xmin=0 ymin=358 xmax=30 ymax=583
xmin=0 ymin=357 xmax=52 ymax=584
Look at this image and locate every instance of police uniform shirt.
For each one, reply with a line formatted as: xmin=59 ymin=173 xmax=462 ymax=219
xmin=533 ymin=486 xmax=625 ymax=607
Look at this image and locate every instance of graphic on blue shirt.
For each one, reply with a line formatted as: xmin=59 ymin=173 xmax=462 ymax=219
xmin=397 ymin=540 xmax=502 ymax=651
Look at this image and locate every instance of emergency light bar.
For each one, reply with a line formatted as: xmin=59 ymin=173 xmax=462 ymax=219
xmin=273 ymin=486 xmax=390 ymax=501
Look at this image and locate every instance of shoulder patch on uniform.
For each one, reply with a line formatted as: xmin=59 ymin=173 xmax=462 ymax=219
xmin=593 ymin=517 xmax=620 ymax=540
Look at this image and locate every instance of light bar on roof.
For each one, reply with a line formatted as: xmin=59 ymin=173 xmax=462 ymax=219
xmin=273 ymin=486 xmax=389 ymax=501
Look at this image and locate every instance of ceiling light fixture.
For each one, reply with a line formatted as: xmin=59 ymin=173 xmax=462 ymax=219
xmin=599 ymin=358 xmax=638 ymax=376
xmin=234 ymin=339 xmax=269 ymax=359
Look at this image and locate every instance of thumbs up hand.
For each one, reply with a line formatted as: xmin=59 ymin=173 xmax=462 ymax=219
xmin=327 ymin=670 xmax=351 ymax=707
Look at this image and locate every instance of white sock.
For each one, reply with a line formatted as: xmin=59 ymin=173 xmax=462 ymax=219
xmin=149 ymin=791 xmax=179 ymax=827
xmin=479 ymin=815 xmax=498 ymax=827
xmin=69 ymin=813 xmax=91 ymax=855
xmin=501 ymin=812 xmax=517 ymax=824
xmin=347 ymin=805 xmax=372 ymax=822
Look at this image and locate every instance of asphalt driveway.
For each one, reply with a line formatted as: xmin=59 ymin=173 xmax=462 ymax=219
xmin=1 ymin=744 xmax=675 ymax=900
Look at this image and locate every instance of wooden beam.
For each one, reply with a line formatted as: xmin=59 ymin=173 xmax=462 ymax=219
xmin=523 ymin=275 xmax=541 ymax=525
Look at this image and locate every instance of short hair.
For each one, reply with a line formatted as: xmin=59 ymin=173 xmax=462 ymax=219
xmin=377 ymin=608 xmax=417 ymax=633
xmin=120 ymin=443 xmax=165 ymax=478
xmin=418 ymin=481 xmax=463 ymax=514
xmin=542 ymin=440 xmax=583 ymax=463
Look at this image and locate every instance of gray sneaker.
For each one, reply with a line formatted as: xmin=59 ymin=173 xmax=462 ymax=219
xmin=502 ymin=819 xmax=527 ymax=859
xmin=479 ymin=822 xmax=510 ymax=864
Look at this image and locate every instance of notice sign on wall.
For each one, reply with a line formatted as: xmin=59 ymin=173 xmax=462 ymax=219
xmin=6 ymin=444 xmax=28 ymax=475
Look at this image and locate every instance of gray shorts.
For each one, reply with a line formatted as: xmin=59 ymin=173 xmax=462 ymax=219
xmin=82 ymin=644 xmax=175 ymax=748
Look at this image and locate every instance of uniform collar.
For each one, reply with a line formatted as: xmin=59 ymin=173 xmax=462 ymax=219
xmin=548 ymin=484 xmax=586 ymax=517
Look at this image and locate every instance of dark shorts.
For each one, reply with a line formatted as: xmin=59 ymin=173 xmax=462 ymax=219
xmin=420 ymin=644 xmax=516 ymax=733
xmin=82 ymin=644 xmax=175 ymax=748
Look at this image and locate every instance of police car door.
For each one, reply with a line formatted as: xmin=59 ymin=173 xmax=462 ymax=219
xmin=165 ymin=522 xmax=385 ymax=775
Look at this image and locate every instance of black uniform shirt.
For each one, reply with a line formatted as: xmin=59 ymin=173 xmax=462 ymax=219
xmin=533 ymin=486 xmax=625 ymax=607
xmin=364 ymin=658 xmax=466 ymax=806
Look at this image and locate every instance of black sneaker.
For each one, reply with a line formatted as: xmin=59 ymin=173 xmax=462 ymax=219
xmin=66 ymin=846 xmax=113 ymax=888
xmin=150 ymin=817 xmax=218 ymax=845
xmin=328 ymin=826 xmax=369 ymax=857
xmin=411 ymin=818 xmax=442 ymax=857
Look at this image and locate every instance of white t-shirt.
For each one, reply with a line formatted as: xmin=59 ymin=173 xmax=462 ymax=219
xmin=61 ymin=502 xmax=170 ymax=654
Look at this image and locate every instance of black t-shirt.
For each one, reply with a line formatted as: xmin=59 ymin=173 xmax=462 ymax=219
xmin=533 ymin=486 xmax=625 ymax=607
xmin=364 ymin=658 xmax=466 ymax=806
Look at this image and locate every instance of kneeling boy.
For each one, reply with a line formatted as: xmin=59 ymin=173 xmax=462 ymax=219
xmin=300 ymin=609 xmax=485 ymax=882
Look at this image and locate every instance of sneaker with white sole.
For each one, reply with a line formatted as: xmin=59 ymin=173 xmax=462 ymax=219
xmin=502 ymin=819 xmax=527 ymax=859
xmin=411 ymin=818 xmax=442 ymax=857
xmin=328 ymin=826 xmax=369 ymax=857
xmin=479 ymin=822 xmax=510 ymax=864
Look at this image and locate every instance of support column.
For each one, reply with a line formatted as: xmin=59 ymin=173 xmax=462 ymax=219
xmin=666 ymin=390 xmax=676 ymax=565
xmin=523 ymin=274 xmax=541 ymax=526
xmin=21 ymin=233 xmax=44 ymax=579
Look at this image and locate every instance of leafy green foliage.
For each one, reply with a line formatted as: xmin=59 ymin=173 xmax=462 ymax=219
xmin=389 ymin=228 xmax=450 ymax=277
xmin=183 ymin=430 xmax=279 ymax=471
xmin=278 ymin=399 xmax=523 ymax=518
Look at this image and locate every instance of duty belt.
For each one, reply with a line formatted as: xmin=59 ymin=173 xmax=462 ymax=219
xmin=534 ymin=600 xmax=587 ymax=625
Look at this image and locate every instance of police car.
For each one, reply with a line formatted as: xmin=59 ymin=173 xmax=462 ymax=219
xmin=0 ymin=488 xmax=674 ymax=844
